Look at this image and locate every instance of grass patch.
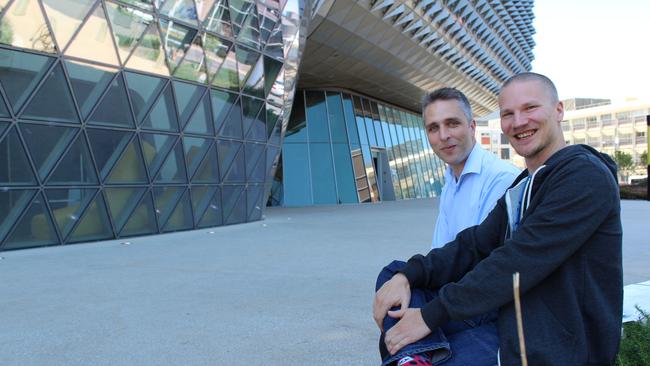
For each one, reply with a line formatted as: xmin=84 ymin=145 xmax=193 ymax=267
xmin=617 ymin=307 xmax=650 ymax=365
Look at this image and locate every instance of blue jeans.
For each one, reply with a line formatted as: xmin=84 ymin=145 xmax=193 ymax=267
xmin=376 ymin=261 xmax=499 ymax=366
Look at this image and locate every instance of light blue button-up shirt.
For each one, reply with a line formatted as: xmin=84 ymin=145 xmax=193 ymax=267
xmin=432 ymin=143 xmax=521 ymax=248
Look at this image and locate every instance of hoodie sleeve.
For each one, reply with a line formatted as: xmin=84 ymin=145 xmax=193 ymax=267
xmin=404 ymin=155 xmax=618 ymax=331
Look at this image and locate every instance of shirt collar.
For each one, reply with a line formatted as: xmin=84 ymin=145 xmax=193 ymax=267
xmin=445 ymin=142 xmax=482 ymax=182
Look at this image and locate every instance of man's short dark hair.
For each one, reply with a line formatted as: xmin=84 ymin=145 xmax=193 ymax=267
xmin=421 ymin=87 xmax=473 ymax=122
xmin=500 ymin=72 xmax=559 ymax=103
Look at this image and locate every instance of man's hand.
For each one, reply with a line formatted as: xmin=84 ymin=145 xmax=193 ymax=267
xmin=373 ymin=273 xmax=411 ymax=331
xmin=384 ymin=308 xmax=431 ymax=355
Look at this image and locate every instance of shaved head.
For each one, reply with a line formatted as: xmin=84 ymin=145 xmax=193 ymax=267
xmin=500 ymin=72 xmax=559 ymax=103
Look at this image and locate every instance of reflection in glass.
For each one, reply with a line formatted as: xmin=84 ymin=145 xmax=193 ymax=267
xmin=158 ymin=19 xmax=197 ymax=73
xmin=235 ymin=45 xmax=259 ymax=89
xmin=257 ymin=0 xmax=281 ymax=46
xmin=218 ymin=139 xmax=245 ymax=182
xmin=191 ymin=185 xmax=216 ymax=225
xmin=159 ymin=0 xmax=199 ymax=26
xmin=0 ymin=0 xmax=56 ymax=53
xmin=105 ymin=1 xmax=152 ymax=64
xmin=120 ymin=0 xmax=155 ymax=12
xmin=172 ymin=80 xmax=205 ymax=125
xmin=153 ymin=186 xmax=185 ymax=230
xmin=184 ymin=92 xmax=214 ymax=135
xmin=203 ymin=34 xmax=231 ymax=82
xmin=309 ymin=143 xmax=336 ymax=204
xmin=87 ymin=129 xmax=132 ymax=180
xmin=196 ymin=186 xmax=223 ymax=227
xmin=141 ymin=84 xmax=179 ymax=131
xmin=20 ymin=123 xmax=77 ymax=181
xmin=246 ymin=184 xmax=263 ymax=220
xmin=65 ymin=4 xmax=119 ymax=65
xmin=241 ymin=96 xmax=264 ymax=141
xmin=266 ymin=103 xmax=281 ymax=141
xmin=235 ymin=3 xmax=260 ymax=49
xmin=42 ymin=0 xmax=95 ymax=51
xmin=222 ymin=184 xmax=245 ymax=224
xmin=103 ymin=187 xmax=146 ymax=232
xmin=242 ymin=56 xmax=264 ymax=98
xmin=211 ymin=89 xmax=237 ymax=133
xmin=305 ymin=90 xmax=329 ymax=143
xmin=332 ymin=144 xmax=357 ymax=204
xmin=284 ymin=90 xmax=306 ymax=142
xmin=218 ymin=97 xmax=242 ymax=138
xmin=228 ymin=0 xmax=255 ymax=29
xmin=106 ymin=138 xmax=148 ymax=183
xmin=183 ymin=136 xmax=211 ymax=178
xmin=173 ymin=34 xmax=208 ymax=83
xmin=155 ymin=140 xmax=187 ymax=183
xmin=201 ymin=0 xmax=232 ymax=37
xmin=125 ymin=22 xmax=170 ymax=76
xmin=192 ymin=144 xmax=219 ymax=182
xmin=210 ymin=42 xmax=238 ymax=90
xmin=264 ymin=21 xmax=283 ymax=60
xmin=162 ymin=190 xmax=193 ymax=232
xmin=244 ymin=142 xmax=264 ymax=181
xmin=325 ymin=92 xmax=348 ymax=144
xmin=45 ymin=188 xmax=96 ymax=239
xmin=120 ymin=190 xmax=158 ymax=236
xmin=125 ymin=71 xmax=166 ymax=122
xmin=140 ymin=133 xmax=176 ymax=178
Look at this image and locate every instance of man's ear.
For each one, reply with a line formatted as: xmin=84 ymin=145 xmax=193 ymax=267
xmin=556 ymin=101 xmax=564 ymax=122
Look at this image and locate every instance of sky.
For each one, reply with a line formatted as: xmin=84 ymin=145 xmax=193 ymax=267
xmin=531 ymin=0 xmax=650 ymax=102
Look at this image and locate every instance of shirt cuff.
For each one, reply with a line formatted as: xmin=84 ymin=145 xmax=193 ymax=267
xmin=420 ymin=298 xmax=450 ymax=332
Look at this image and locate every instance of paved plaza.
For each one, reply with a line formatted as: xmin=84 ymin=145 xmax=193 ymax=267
xmin=1 ymin=198 xmax=648 ymax=365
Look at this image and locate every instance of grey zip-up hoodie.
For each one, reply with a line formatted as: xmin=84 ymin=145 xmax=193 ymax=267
xmin=401 ymin=144 xmax=622 ymax=365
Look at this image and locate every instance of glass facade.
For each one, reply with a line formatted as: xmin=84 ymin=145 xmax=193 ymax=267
xmin=0 ymin=0 xmax=305 ymax=250
xmin=274 ymin=89 xmax=445 ymax=206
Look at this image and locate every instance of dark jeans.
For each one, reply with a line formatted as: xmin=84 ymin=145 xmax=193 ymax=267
xmin=376 ymin=261 xmax=499 ymax=366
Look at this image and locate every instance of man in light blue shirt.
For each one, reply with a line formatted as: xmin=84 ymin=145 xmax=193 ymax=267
xmin=423 ymin=88 xmax=520 ymax=249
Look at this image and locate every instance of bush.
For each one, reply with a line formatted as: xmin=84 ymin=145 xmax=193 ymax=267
xmin=617 ymin=307 xmax=650 ymax=365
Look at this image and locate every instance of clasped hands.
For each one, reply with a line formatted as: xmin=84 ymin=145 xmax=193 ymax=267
xmin=372 ymin=273 xmax=432 ymax=355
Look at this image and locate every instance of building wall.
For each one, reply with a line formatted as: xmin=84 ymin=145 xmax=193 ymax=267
xmin=273 ymin=89 xmax=445 ymax=206
xmin=0 ymin=0 xmax=306 ymax=250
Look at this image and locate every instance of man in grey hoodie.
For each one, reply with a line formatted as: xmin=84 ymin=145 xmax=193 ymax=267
xmin=373 ymin=73 xmax=622 ymax=366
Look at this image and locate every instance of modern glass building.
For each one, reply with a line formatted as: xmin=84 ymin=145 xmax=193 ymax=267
xmin=0 ymin=0 xmax=536 ymax=251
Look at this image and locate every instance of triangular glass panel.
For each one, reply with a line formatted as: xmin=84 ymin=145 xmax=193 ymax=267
xmin=201 ymin=0 xmax=232 ymax=37
xmin=218 ymin=140 xmax=244 ymax=183
xmin=42 ymin=0 xmax=96 ymax=51
xmin=263 ymin=56 xmax=282 ymax=97
xmin=211 ymin=89 xmax=237 ymax=133
xmin=125 ymin=72 xmax=166 ymax=123
xmin=158 ymin=19 xmax=197 ymax=74
xmin=65 ymin=4 xmax=120 ymax=66
xmin=267 ymin=66 xmax=284 ymax=106
xmin=0 ymin=126 xmax=38 ymax=185
xmin=216 ymin=139 xmax=239 ymax=181
xmin=125 ymin=22 xmax=170 ymax=76
xmin=210 ymin=44 xmax=238 ymax=91
xmin=3 ymin=192 xmax=58 ymax=250
xmin=218 ymin=97 xmax=242 ymax=138
xmin=172 ymin=81 xmax=205 ymax=127
xmin=153 ymin=186 xmax=184 ymax=228
xmin=268 ymin=118 xmax=282 ymax=146
xmin=263 ymin=20 xmax=284 ymax=60
xmin=67 ymin=192 xmax=113 ymax=243
xmin=65 ymin=60 xmax=118 ymax=120
xmin=173 ymin=34 xmax=209 ymax=83
xmin=0 ymin=48 xmax=54 ymax=113
xmin=45 ymin=188 xmax=97 ymax=240
xmin=242 ymin=55 xmax=264 ymax=98
xmin=141 ymin=84 xmax=179 ymax=131
xmin=234 ymin=45 xmax=260 ymax=89
xmin=246 ymin=184 xmax=263 ymax=221
xmin=0 ymin=189 xmax=36 ymax=243
xmin=191 ymin=185 xmax=220 ymax=226
xmin=235 ymin=2 xmax=260 ymax=49
xmin=183 ymin=136 xmax=211 ymax=179
xmin=20 ymin=124 xmax=77 ymax=181
xmin=184 ymin=92 xmax=214 ymax=135
xmin=266 ymin=102 xmax=281 ymax=139
xmin=154 ymin=139 xmax=187 ymax=183
xmin=245 ymin=142 xmax=264 ymax=181
xmin=197 ymin=186 xmax=223 ymax=227
xmin=105 ymin=1 xmax=152 ymax=65
xmin=265 ymin=145 xmax=280 ymax=181
xmin=0 ymin=0 xmax=56 ymax=53
xmin=86 ymin=128 xmax=132 ymax=180
xmin=0 ymin=120 xmax=8 ymax=135
xmin=48 ymin=133 xmax=99 ymax=185
xmin=242 ymin=96 xmax=265 ymax=141
xmin=191 ymin=143 xmax=219 ymax=183
xmin=106 ymin=138 xmax=148 ymax=183
xmin=202 ymin=33 xmax=230 ymax=81
xmin=221 ymin=184 xmax=245 ymax=224
xmin=139 ymin=132 xmax=176 ymax=178
xmin=257 ymin=0 xmax=280 ymax=47
xmin=103 ymin=187 xmax=146 ymax=233
xmin=88 ymin=73 xmax=135 ymax=127
xmin=159 ymin=0 xmax=198 ymax=26
xmin=120 ymin=189 xmax=157 ymax=236
xmin=162 ymin=189 xmax=193 ymax=232
xmin=21 ymin=62 xmax=79 ymax=123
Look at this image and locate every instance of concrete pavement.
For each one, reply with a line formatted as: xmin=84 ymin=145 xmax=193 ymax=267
xmin=0 ymin=198 xmax=648 ymax=365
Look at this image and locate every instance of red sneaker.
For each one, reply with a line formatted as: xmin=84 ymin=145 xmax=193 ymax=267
xmin=396 ymin=353 xmax=432 ymax=366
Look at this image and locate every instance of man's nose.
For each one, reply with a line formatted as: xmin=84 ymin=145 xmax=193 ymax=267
xmin=439 ymin=126 xmax=450 ymax=140
xmin=513 ymin=112 xmax=527 ymax=128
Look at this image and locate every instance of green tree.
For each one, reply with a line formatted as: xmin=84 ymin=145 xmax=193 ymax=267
xmin=613 ymin=151 xmax=634 ymax=182
xmin=640 ymin=151 xmax=647 ymax=166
